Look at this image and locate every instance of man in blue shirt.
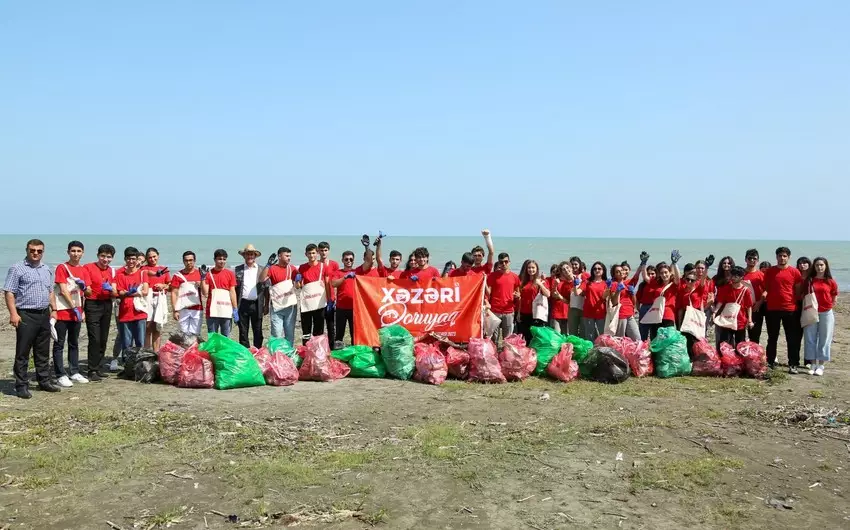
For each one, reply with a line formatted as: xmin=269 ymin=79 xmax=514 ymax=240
xmin=3 ymin=239 xmax=61 ymax=398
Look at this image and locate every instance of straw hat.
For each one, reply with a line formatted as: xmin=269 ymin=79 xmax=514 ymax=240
xmin=238 ymin=243 xmax=262 ymax=257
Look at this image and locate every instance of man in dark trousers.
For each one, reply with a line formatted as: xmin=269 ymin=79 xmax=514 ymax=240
xmin=234 ymin=244 xmax=268 ymax=349
xmin=82 ymin=243 xmax=116 ymax=381
xmin=3 ymin=239 xmax=61 ymax=398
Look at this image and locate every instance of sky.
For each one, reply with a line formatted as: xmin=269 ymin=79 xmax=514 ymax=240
xmin=1 ymin=1 xmax=848 ymax=240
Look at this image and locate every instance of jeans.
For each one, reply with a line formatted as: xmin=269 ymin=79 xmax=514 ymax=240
xmin=237 ymin=299 xmax=264 ymax=349
xmin=803 ymin=310 xmax=834 ymax=362
xmin=582 ymin=318 xmax=604 ymax=342
xmin=717 ymin=327 xmax=746 ymax=349
xmin=207 ymin=317 xmax=232 ymax=337
xmin=567 ymin=307 xmax=583 ymax=336
xmin=747 ymin=304 xmax=766 ymax=344
xmin=615 ymin=316 xmax=641 ymax=341
xmin=766 ymin=310 xmax=801 ymax=366
xmin=84 ymin=299 xmax=113 ymax=373
xmin=118 ymin=320 xmax=145 ymax=351
xmin=52 ymin=319 xmax=82 ymax=377
xmin=14 ymin=309 xmax=51 ymax=389
xmin=638 ymin=304 xmax=651 ymax=341
xmin=550 ymin=318 xmax=569 ymax=335
xmin=491 ymin=312 xmax=515 ymax=343
xmin=269 ymin=305 xmax=297 ymax=346
xmin=301 ymin=308 xmax=325 ymax=345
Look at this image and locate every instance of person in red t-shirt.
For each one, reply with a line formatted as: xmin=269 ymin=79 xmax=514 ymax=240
xmin=741 ymin=249 xmax=765 ymax=343
xmin=516 ymin=260 xmax=550 ymax=343
xmin=713 ymin=266 xmax=754 ymax=349
xmin=111 ymin=247 xmax=150 ymax=352
xmin=141 ymin=247 xmax=170 ymax=350
xmin=298 ymin=244 xmax=329 ymax=344
xmin=170 ymin=250 xmax=203 ymax=337
xmin=52 ymin=240 xmax=91 ymax=387
xmin=608 ymin=263 xmax=640 ymax=341
xmin=575 ymin=261 xmax=608 ymax=341
xmin=448 ymin=253 xmax=476 ymax=278
xmin=375 ymin=237 xmax=404 ymax=280
xmin=82 ymin=243 xmax=117 ymax=380
xmin=330 ymin=250 xmax=367 ymax=348
xmin=762 ymin=246 xmax=803 ymax=371
xmin=547 ymin=261 xmax=574 ymax=335
xmin=318 ymin=241 xmax=340 ymax=344
xmin=470 ymin=229 xmax=495 ymax=275
xmin=639 ymin=251 xmax=682 ymax=340
xmin=201 ymin=249 xmax=239 ymax=337
xmin=566 ymin=256 xmax=589 ymax=336
xmin=400 ymin=247 xmax=441 ymax=281
xmin=258 ymin=246 xmax=300 ymax=345
xmin=486 ymin=252 xmax=521 ymax=342
xmin=637 ymin=264 xmax=656 ymax=341
xmin=801 ymin=257 xmax=838 ymax=376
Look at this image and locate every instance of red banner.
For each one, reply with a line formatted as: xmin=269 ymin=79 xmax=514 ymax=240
xmin=353 ymin=276 xmax=485 ymax=347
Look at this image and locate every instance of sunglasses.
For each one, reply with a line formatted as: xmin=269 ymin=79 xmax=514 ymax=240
xmin=747 ymin=256 xmax=758 ymax=261
xmin=343 ymin=257 xmax=354 ymax=262
xmin=27 ymin=249 xmax=44 ymax=254
xmin=685 ymin=278 xmax=696 ymax=283
xmin=592 ymin=267 xmax=602 ymax=271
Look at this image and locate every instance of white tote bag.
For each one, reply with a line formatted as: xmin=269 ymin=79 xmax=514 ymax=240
xmin=270 ymin=266 xmax=297 ymax=311
xmin=299 ymin=263 xmax=327 ymax=313
xmin=173 ymin=272 xmax=201 ymax=311
xmin=483 ymin=309 xmax=501 ymax=337
xmin=532 ymin=288 xmax=549 ymax=321
xmin=131 ymin=271 xmax=150 ymax=314
xmin=800 ymin=286 xmax=819 ymax=328
xmin=604 ymin=296 xmax=621 ymax=335
xmin=713 ymin=288 xmax=746 ymax=330
xmin=639 ymin=283 xmax=671 ymax=325
xmin=680 ymin=302 xmax=707 ymax=340
xmin=147 ymin=291 xmax=168 ymax=325
xmin=54 ymin=264 xmax=83 ymax=311
xmin=208 ymin=272 xmax=233 ymax=318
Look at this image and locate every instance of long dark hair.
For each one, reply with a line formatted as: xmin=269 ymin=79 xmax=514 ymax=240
xmin=519 ymin=260 xmax=541 ymax=286
xmin=712 ymin=256 xmax=735 ymax=286
xmin=586 ymin=261 xmax=607 ymax=282
xmin=808 ymin=257 xmax=832 ymax=282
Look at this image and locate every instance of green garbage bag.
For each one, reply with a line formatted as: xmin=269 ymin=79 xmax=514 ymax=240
xmin=332 ymin=345 xmax=387 ymax=378
xmin=529 ymin=326 xmax=567 ymax=375
xmin=267 ymin=337 xmax=302 ymax=368
xmin=199 ymin=333 xmax=266 ymax=389
xmin=564 ymin=335 xmax=595 ymax=377
xmin=378 ymin=325 xmax=415 ymax=380
xmin=649 ymin=327 xmax=692 ymax=378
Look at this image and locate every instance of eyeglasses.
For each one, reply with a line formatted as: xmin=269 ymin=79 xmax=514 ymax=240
xmin=27 ymin=249 xmax=44 ymax=254
xmin=746 ymin=256 xmax=758 ymax=260
xmin=343 ymin=258 xmax=354 ymax=262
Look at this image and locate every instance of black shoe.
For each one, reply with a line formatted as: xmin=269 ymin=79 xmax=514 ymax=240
xmin=87 ymin=371 xmax=102 ymax=382
xmin=38 ymin=382 xmax=61 ymax=393
xmin=16 ymin=387 xmax=32 ymax=399
xmin=789 ymin=366 xmax=799 ymax=375
xmin=768 ymin=362 xmax=776 ymax=369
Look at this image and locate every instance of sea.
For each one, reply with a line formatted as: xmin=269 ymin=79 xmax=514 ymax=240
xmin=1 ymin=235 xmax=848 ymax=289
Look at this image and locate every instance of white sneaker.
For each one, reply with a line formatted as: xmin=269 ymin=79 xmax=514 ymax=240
xmin=109 ymin=359 xmax=119 ymax=371
xmin=814 ymin=365 xmax=824 ymax=376
xmin=70 ymin=373 xmax=89 ymax=383
xmin=56 ymin=375 xmax=74 ymax=388
xmin=808 ymin=366 xmax=816 ymax=375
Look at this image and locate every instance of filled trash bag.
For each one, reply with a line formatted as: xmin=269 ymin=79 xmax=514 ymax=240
xmin=565 ymin=334 xmax=594 ymax=366
xmin=252 ymin=347 xmax=272 ymax=373
xmin=413 ymin=343 xmax=448 ymax=385
xmin=499 ymin=334 xmax=537 ymax=381
xmin=119 ymin=347 xmax=152 ymax=379
xmin=691 ymin=339 xmax=722 ymax=376
xmin=719 ymin=342 xmax=743 ymax=377
xmin=299 ymin=335 xmax=350 ymax=382
xmin=546 ymin=343 xmax=579 ymax=382
xmin=168 ymin=331 xmax=198 ymax=349
xmin=133 ymin=349 xmax=159 ymax=383
xmin=594 ymin=334 xmax=625 ymax=354
xmin=177 ymin=350 xmax=215 ymax=388
xmin=157 ymin=341 xmax=187 ymax=385
xmin=622 ymin=338 xmax=653 ymax=377
xmin=468 ymin=337 xmax=506 ymax=383
xmin=584 ymin=346 xmax=631 ymax=384
xmin=529 ymin=326 xmax=568 ymax=375
xmin=332 ymin=345 xmax=387 ymax=378
xmin=446 ymin=346 xmax=470 ymax=379
xmin=199 ymin=332 xmax=266 ymax=390
xmin=649 ymin=327 xmax=692 ymax=378
xmin=268 ymin=337 xmax=302 ymax=368
xmin=264 ymin=352 xmax=299 ymax=386
xmin=379 ymin=325 xmax=415 ymax=380
xmin=736 ymin=341 xmax=767 ymax=378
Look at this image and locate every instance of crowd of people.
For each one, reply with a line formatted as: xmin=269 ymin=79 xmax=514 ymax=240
xmin=3 ymin=234 xmax=839 ymax=399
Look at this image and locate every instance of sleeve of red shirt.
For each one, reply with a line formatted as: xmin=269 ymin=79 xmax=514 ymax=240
xmin=55 ymin=264 xmax=69 ymax=285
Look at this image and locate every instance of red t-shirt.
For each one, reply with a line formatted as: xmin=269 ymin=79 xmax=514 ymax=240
xmin=354 ymin=264 xmax=381 ymax=278
xmin=141 ymin=265 xmax=170 ymax=293
xmin=471 ymin=263 xmax=493 ymax=275
xmin=610 ymin=283 xmax=636 ymax=318
xmin=115 ymin=269 xmax=148 ymax=322
xmin=642 ymin=279 xmax=679 ymax=321
xmin=743 ymin=270 xmax=765 ymax=304
xmin=334 ymin=269 xmax=357 ymax=310
xmin=400 ymin=266 xmax=441 ymax=281
xmin=378 ymin=264 xmax=404 ymax=279
xmin=299 ymin=262 xmax=329 ymax=285
xmin=636 ymin=282 xmax=652 ymax=306
xmin=204 ymin=268 xmax=236 ymax=318
xmin=807 ymin=277 xmax=839 ymax=311
xmin=268 ymin=264 xmax=298 ymax=285
xmin=764 ymin=266 xmax=802 ymax=311
xmin=321 ymin=259 xmax=340 ymax=274
xmin=84 ymin=262 xmax=115 ymax=301
xmin=519 ymin=281 xmax=542 ymax=315
xmin=677 ymin=287 xmax=703 ymax=310
xmin=487 ymin=271 xmax=520 ymax=314
xmin=716 ymin=283 xmax=754 ymax=330
xmin=548 ymin=277 xmax=570 ymax=319
xmin=170 ymin=269 xmax=203 ymax=311
xmin=580 ymin=280 xmax=607 ymax=320
xmin=448 ymin=267 xmax=476 ymax=277
xmin=55 ymin=262 xmax=89 ymax=321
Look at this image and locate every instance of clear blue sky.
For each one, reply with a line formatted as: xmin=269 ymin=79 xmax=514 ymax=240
xmin=2 ymin=1 xmax=848 ymax=240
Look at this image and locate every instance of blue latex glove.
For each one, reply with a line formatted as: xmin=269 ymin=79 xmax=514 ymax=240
xmin=101 ymin=281 xmax=113 ymax=292
xmin=295 ymin=274 xmax=303 ymax=282
xmin=74 ymin=278 xmax=87 ymax=291
xmin=616 ymin=282 xmax=625 ymax=293
xmin=232 ymin=308 xmax=240 ymax=322
xmin=73 ymin=307 xmax=83 ymax=321
xmin=670 ymin=249 xmax=681 ymax=264
xmin=573 ymin=278 xmax=582 ymax=287
xmin=345 ymin=271 xmax=356 ymax=279
xmin=605 ymin=279 xmax=613 ymax=288
xmin=127 ymin=285 xmax=138 ymax=296
xmin=410 ymin=275 xmax=419 ymax=282
xmin=326 ymin=301 xmax=335 ymax=314
xmin=628 ymin=285 xmax=636 ymax=295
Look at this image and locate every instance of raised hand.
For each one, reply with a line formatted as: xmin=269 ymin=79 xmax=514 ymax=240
xmin=704 ymin=254 xmax=715 ymax=268
xmin=361 ymin=234 xmax=371 ymax=248
xmin=670 ymin=250 xmax=681 ymax=264
xmin=267 ymin=253 xmax=279 ymax=266
xmin=639 ymin=251 xmax=650 ymax=265
xmin=200 ymin=265 xmax=209 ymax=279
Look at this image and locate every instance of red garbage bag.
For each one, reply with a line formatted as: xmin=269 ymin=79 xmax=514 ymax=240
xmin=737 ymin=341 xmax=768 ymax=379
xmin=298 ymin=335 xmax=350 ymax=381
xmin=157 ymin=341 xmax=187 ymax=385
xmin=499 ymin=334 xmax=537 ymax=381
xmin=691 ymin=339 xmax=722 ymax=376
xmin=719 ymin=342 xmax=743 ymax=377
xmin=446 ymin=346 xmax=470 ymax=379
xmin=594 ymin=334 xmax=625 ymax=354
xmin=547 ymin=343 xmax=579 ymax=382
xmin=468 ymin=338 xmax=506 ymax=383
xmin=177 ymin=351 xmax=215 ymax=388
xmin=265 ymin=353 xmax=299 ymax=386
xmin=413 ymin=343 xmax=448 ymax=385
xmin=252 ymin=347 xmax=272 ymax=373
xmin=621 ymin=339 xmax=653 ymax=377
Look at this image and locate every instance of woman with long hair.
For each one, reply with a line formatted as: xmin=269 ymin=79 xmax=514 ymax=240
xmin=566 ymin=256 xmax=588 ymax=336
xmin=608 ymin=263 xmax=640 ymax=341
xmin=639 ymin=252 xmax=681 ymax=340
xmin=794 ymin=257 xmax=812 ymax=367
xmin=677 ymin=267 xmax=704 ymax=357
xmin=517 ymin=260 xmax=550 ymax=343
xmin=141 ymin=247 xmax=170 ymax=350
xmin=713 ymin=266 xmax=754 ymax=349
xmin=548 ymin=262 xmax=573 ymax=334
xmin=574 ymin=261 xmax=608 ymax=341
xmin=712 ymin=256 xmax=735 ymax=289
xmin=800 ymin=257 xmax=839 ymax=376
xmin=637 ymin=265 xmax=657 ymax=340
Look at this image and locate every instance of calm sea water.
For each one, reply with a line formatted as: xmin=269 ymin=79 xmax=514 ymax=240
xmin=1 ymin=235 xmax=848 ymax=289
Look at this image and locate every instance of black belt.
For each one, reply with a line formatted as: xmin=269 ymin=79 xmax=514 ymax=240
xmin=18 ymin=307 xmax=49 ymax=314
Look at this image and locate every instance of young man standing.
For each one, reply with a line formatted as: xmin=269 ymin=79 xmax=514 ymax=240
xmin=742 ymin=249 xmax=766 ymax=344
xmin=486 ymin=253 xmax=521 ymax=343
xmin=330 ymin=250 xmax=357 ymax=348
xmin=763 ymin=247 xmax=803 ymax=372
xmin=299 ymin=244 xmax=328 ymax=345
xmin=53 ymin=240 xmax=91 ymax=387
xmin=4 ymin=239 xmax=60 ymax=398
xmin=318 ymin=241 xmax=340 ymax=345
xmin=170 ymin=251 xmax=203 ymax=336
xmin=401 ymin=248 xmax=441 ymax=280
xmin=375 ymin=237 xmax=403 ymax=279
xmin=112 ymin=247 xmax=149 ymax=352
xmin=259 ymin=246 xmax=299 ymax=346
xmin=471 ymin=229 xmax=495 ymax=274
xmin=234 ymin=244 xmax=267 ymax=349
xmin=448 ymin=252 xmax=476 ymax=277
xmin=83 ymin=244 xmax=116 ymax=380
xmin=202 ymin=249 xmax=239 ymax=336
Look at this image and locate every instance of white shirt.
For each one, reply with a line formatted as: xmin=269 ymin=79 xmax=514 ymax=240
xmin=241 ymin=264 xmax=259 ymax=301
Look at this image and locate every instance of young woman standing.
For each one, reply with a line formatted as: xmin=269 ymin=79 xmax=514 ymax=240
xmin=608 ymin=264 xmax=640 ymax=341
xmin=548 ymin=262 xmax=573 ymax=334
xmin=794 ymin=257 xmax=812 ymax=367
xmin=637 ymin=265 xmax=657 ymax=340
xmin=566 ymin=257 xmax=588 ymax=336
xmin=713 ymin=266 xmax=754 ymax=349
xmin=677 ymin=267 xmax=705 ymax=356
xmin=639 ymin=251 xmax=682 ymax=340
xmin=801 ymin=258 xmax=838 ymax=376
xmin=517 ymin=260 xmax=550 ymax=343
xmin=574 ymin=261 xmax=608 ymax=341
